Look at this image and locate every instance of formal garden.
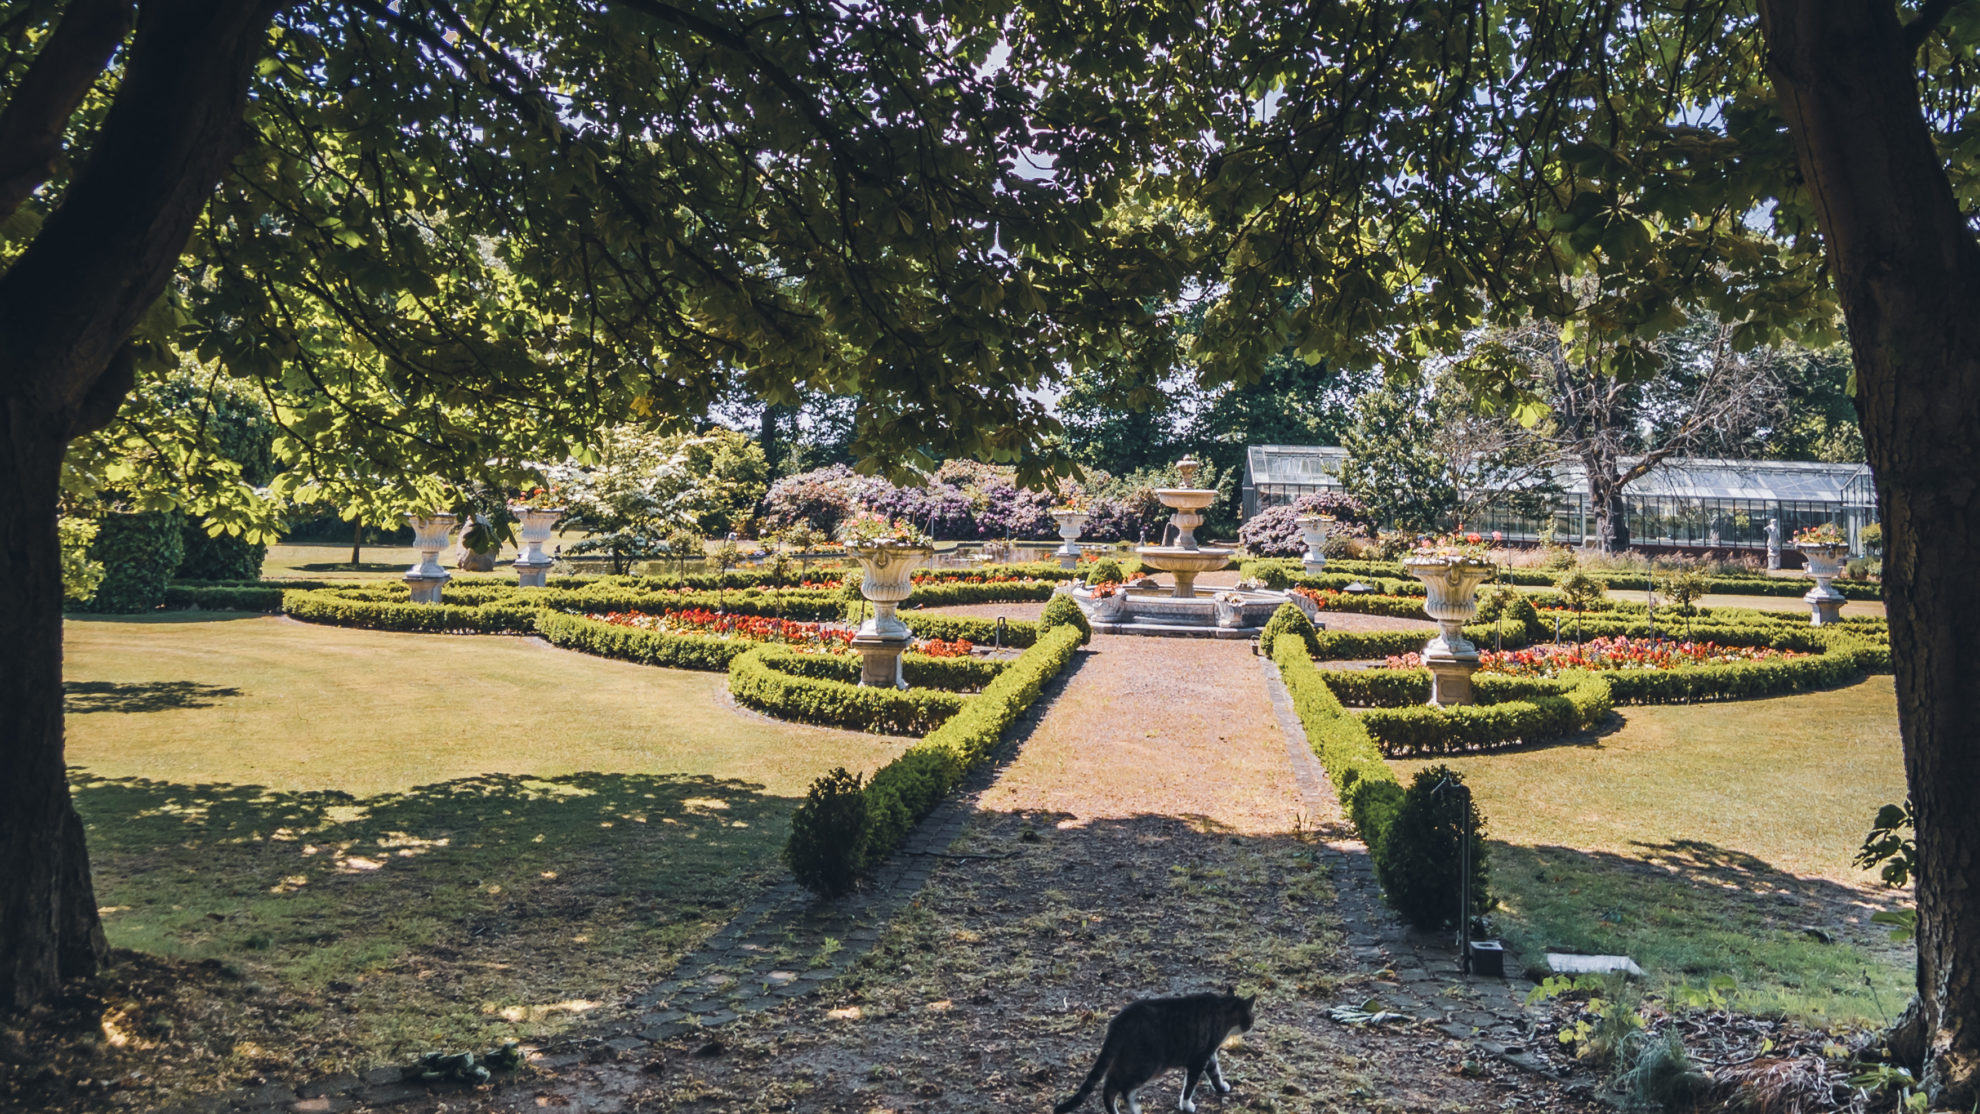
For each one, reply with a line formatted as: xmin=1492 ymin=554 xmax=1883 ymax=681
xmin=7 ymin=446 xmax=1916 ymax=1114
xmin=10 ymin=3 xmax=1979 ymax=1114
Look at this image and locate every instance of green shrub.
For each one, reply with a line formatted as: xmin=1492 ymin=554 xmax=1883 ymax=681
xmin=784 ymin=767 xmax=869 ymax=897
xmin=1374 ymin=765 xmax=1492 ymax=931
xmin=1860 ymin=523 xmax=1882 ymax=553
xmin=1239 ymin=559 xmax=1292 ymax=590
xmin=176 ymin=522 xmax=267 ymax=581
xmin=1038 ymin=593 xmax=1092 ymax=643
xmin=80 ymin=511 xmax=186 ymax=613
xmin=1084 ymin=558 xmax=1124 ymax=586
xmin=60 ymin=517 xmax=105 ymax=604
xmin=904 ymin=579 xmax=1058 ymax=607
xmin=1258 ymin=601 xmax=1321 ymax=657
xmin=1474 ymin=585 xmax=1543 ymax=636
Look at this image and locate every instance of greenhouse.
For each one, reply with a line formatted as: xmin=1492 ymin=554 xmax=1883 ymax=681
xmin=1243 ymin=444 xmax=1881 ymax=555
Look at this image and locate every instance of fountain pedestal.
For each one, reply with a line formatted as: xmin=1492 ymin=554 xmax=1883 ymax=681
xmin=1050 ymin=510 xmax=1089 ymax=570
xmin=1405 ymin=554 xmax=1497 ymax=706
xmin=512 ymin=506 xmax=563 ymax=588
xmin=404 ymin=514 xmax=457 ymax=604
xmin=1295 ymin=514 xmax=1334 ymax=574
xmin=1798 ymin=542 xmax=1849 ymax=626
xmin=850 ymin=542 xmax=933 ymax=688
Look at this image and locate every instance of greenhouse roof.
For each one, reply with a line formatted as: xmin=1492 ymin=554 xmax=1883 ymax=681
xmin=1245 ymin=445 xmax=1874 ymax=505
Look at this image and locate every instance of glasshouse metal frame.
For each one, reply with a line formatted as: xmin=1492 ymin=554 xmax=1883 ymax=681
xmin=1243 ymin=445 xmax=1881 ymax=555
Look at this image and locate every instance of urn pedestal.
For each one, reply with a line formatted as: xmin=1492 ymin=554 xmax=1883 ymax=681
xmin=1404 ymin=555 xmax=1497 ymax=706
xmin=1050 ymin=510 xmax=1090 ymax=570
xmin=404 ymin=514 xmax=457 ymax=604
xmin=512 ymin=507 xmax=563 ymax=588
xmin=1295 ymin=514 xmax=1334 ymax=575
xmin=850 ymin=543 xmax=933 ymax=688
xmin=1798 ymin=542 xmax=1849 ymax=626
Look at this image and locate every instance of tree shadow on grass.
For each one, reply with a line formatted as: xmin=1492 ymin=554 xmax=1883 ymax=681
xmin=65 ymin=680 xmax=244 ymax=714
xmin=66 ymin=611 xmax=265 ymax=624
xmin=288 ymin=561 xmax=409 ymax=573
xmin=1489 ymin=838 xmax=1912 ymax=1025
xmin=70 ymin=769 xmax=799 ymax=978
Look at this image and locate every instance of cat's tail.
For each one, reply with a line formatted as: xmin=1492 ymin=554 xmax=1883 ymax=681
xmin=1053 ymin=1035 xmax=1116 ymax=1114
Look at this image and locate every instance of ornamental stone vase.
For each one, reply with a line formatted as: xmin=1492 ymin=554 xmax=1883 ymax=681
xmin=849 ymin=542 xmax=934 ymax=687
xmin=1295 ymin=514 xmax=1333 ymax=574
xmin=1050 ymin=510 xmax=1090 ymax=569
xmin=1797 ymin=541 xmax=1849 ymax=626
xmin=404 ymin=513 xmax=457 ymax=604
xmin=1089 ymin=587 xmax=1129 ymax=622
xmin=512 ymin=507 xmax=563 ymax=588
xmin=1403 ymin=554 xmax=1497 ymax=705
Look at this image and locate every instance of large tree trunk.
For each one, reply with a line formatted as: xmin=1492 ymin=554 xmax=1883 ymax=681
xmin=1760 ymin=1 xmax=1980 ymax=1103
xmin=0 ymin=419 xmax=105 ymax=1007
xmin=0 ymin=0 xmax=276 ymax=1009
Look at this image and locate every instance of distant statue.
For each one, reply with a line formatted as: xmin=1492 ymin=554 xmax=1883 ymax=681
xmin=1765 ymin=517 xmax=1782 ymax=570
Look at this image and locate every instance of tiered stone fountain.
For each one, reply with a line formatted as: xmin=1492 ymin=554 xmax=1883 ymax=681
xmin=1070 ymin=458 xmax=1293 ymax=637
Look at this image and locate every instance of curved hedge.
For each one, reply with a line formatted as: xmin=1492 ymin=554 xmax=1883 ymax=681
xmin=1308 ymin=617 xmax=1530 ymax=662
xmin=729 ymin=646 xmax=970 ymax=736
xmin=901 ymin=613 xmax=1039 ymax=648
xmin=533 ymin=611 xmax=755 ymax=671
xmin=1357 ymin=671 xmax=1613 ymax=755
xmin=283 ymin=589 xmax=542 ymax=634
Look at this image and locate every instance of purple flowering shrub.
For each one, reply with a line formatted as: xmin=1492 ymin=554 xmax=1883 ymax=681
xmin=1237 ymin=493 xmax=1370 ymax=556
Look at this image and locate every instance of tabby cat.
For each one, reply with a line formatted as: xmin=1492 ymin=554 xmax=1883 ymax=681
xmin=1054 ymin=990 xmax=1256 ymax=1114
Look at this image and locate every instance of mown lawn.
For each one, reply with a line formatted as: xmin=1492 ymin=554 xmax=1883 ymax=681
xmin=59 ymin=613 xmax=908 ymax=1096
xmin=1393 ymin=675 xmax=1912 ymax=1027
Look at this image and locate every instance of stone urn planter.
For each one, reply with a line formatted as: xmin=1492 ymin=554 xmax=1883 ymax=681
xmin=1214 ymin=591 xmax=1248 ymax=629
xmin=1089 ymin=584 xmax=1129 ymax=622
xmin=512 ymin=506 xmax=563 ymax=587
xmin=1295 ymin=514 xmax=1334 ymax=574
xmin=849 ymin=542 xmax=934 ymax=687
xmin=1797 ymin=541 xmax=1850 ymax=626
xmin=1403 ymin=553 xmax=1497 ymax=705
xmin=404 ymin=513 xmax=457 ymax=603
xmin=1050 ymin=510 xmax=1090 ymax=570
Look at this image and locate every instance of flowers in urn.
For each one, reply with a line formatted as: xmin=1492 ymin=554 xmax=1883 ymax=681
xmin=837 ymin=512 xmax=932 ymax=549
xmin=1050 ymin=488 xmax=1091 ymax=514
xmin=511 ymin=483 xmax=564 ymax=513
xmin=1411 ymin=531 xmax=1495 ymax=561
xmin=1794 ymin=522 xmax=1846 ymax=546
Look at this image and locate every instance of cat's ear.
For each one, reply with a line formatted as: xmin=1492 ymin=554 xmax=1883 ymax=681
xmin=1242 ymin=994 xmax=1256 ymax=1007
xmin=1225 ymin=984 xmax=1237 ymax=997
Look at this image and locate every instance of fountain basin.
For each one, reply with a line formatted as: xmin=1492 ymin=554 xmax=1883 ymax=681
xmin=1135 ymin=545 xmax=1234 ymax=598
xmin=1068 ymin=581 xmax=1299 ymax=638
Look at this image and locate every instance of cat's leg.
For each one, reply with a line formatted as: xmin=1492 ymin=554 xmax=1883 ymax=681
xmin=1179 ymin=1058 xmax=1206 ymax=1112
xmin=1206 ymin=1052 xmax=1232 ymax=1095
xmin=1103 ymin=1081 xmax=1123 ymax=1114
xmin=1124 ymin=1085 xmax=1145 ymax=1114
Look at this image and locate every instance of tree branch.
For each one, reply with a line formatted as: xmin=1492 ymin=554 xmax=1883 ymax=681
xmin=0 ymin=0 xmax=134 ymax=222
xmin=1902 ymin=0 xmax=1960 ymax=52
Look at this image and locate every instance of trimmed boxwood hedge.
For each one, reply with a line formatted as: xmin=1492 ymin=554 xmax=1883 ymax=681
xmin=533 ymin=610 xmax=754 ymax=671
xmin=165 ymin=584 xmax=287 ymax=612
xmin=901 ymin=613 xmax=1039 ymax=648
xmin=1357 ymin=671 xmax=1613 ymax=755
xmin=1299 ymin=556 xmax=1882 ymax=599
xmin=728 ymin=647 xmax=971 ymax=735
xmin=282 ymin=589 xmax=542 ymax=634
xmin=1306 ymin=617 xmax=1530 ymax=663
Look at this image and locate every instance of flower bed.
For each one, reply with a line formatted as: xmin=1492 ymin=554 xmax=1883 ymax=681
xmin=1383 ymin=636 xmax=1800 ymax=677
xmin=588 ymin=608 xmax=855 ymax=652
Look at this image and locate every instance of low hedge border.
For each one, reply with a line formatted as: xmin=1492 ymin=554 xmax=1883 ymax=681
xmin=1356 ymin=671 xmax=1613 ymax=756
xmin=856 ymin=623 xmax=1085 ymax=867
xmin=282 ymin=589 xmax=541 ymax=634
xmin=900 ymin=613 xmax=1039 ymax=648
xmin=533 ymin=611 xmax=755 ymax=671
xmin=1288 ymin=557 xmax=1883 ymax=599
xmin=754 ymin=650 xmax=1008 ymax=692
xmin=728 ymin=647 xmax=972 ymax=736
xmin=1307 ymin=617 xmax=1531 ymax=662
